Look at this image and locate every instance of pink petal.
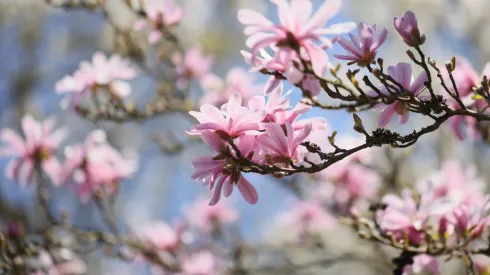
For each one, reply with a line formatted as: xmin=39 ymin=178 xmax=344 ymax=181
xmin=395 ymin=62 xmax=412 ymax=88
xmin=0 ymin=129 xmax=26 ymax=155
xmin=237 ymin=9 xmax=273 ymax=27
xmin=223 ymin=181 xmax=234 ymax=197
xmin=410 ymin=72 xmax=428 ymax=94
xmin=209 ymin=176 xmax=227 ymax=206
xmin=399 ymin=113 xmax=410 ymax=124
xmin=378 ymin=104 xmax=396 ymax=127
xmin=302 ymin=0 xmax=342 ymax=34
xmin=264 ymin=76 xmax=281 ymax=95
xmin=237 ymin=176 xmax=258 ymax=204
xmin=303 ymin=41 xmax=329 ymax=77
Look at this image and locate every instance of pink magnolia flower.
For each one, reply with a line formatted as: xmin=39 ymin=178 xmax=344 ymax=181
xmin=335 ymin=23 xmax=387 ymax=67
xmin=134 ymin=221 xmax=180 ymax=251
xmin=394 ymin=11 xmax=426 ymax=47
xmin=56 ymin=52 xmax=137 ymax=107
xmin=200 ymin=67 xmax=262 ymax=106
xmin=62 ymin=130 xmax=137 ymax=202
xmin=0 ymin=115 xmax=67 ymax=186
xmin=369 ymin=62 xmax=428 ymax=127
xmin=241 ymin=48 xmax=321 ymax=96
xmin=444 ymin=58 xmax=490 ymax=140
xmin=247 ymin=81 xmax=291 ymax=120
xmin=238 ymin=0 xmax=355 ymax=77
xmin=191 ymin=133 xmax=259 ymax=205
xmin=444 ymin=202 xmax=490 ymax=241
xmin=188 ymin=92 xmax=265 ymax=139
xmin=133 ymin=0 xmax=184 ymax=44
xmin=256 ymin=121 xmax=312 ymax=166
xmin=377 ymin=189 xmax=432 ymax=244
xmin=180 ymin=251 xmax=217 ymax=275
xmin=184 ymin=198 xmax=238 ymax=232
xmin=280 ymin=200 xmax=336 ymax=240
xmin=474 ymin=255 xmax=490 ymax=275
xmin=402 ymin=254 xmax=440 ymax=275
xmin=173 ymin=47 xmax=213 ymax=89
xmin=416 ymin=161 xmax=485 ymax=207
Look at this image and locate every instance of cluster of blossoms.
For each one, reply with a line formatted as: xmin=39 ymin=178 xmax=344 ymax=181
xmin=130 ymin=198 xmax=239 ymax=275
xmin=0 ymin=116 xmax=137 ymax=202
xmin=133 ymin=0 xmax=184 ymax=44
xmin=56 ymin=52 xmax=137 ymax=109
xmin=444 ymin=58 xmax=490 ymax=140
xmin=374 ymin=161 xmax=490 ymax=274
xmin=189 ymin=82 xmax=327 ymax=205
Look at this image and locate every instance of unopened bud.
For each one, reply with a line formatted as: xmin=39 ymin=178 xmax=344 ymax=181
xmin=406 ymin=50 xmax=415 ymax=61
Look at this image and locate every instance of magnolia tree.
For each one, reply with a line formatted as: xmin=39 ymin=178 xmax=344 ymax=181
xmin=3 ymin=0 xmax=490 ymax=274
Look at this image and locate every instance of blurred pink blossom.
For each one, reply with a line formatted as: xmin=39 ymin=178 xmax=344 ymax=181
xmin=315 ymin=163 xmax=380 ymax=213
xmin=173 ymin=47 xmax=213 ymax=89
xmin=200 ymin=67 xmax=262 ymax=106
xmin=444 ymin=202 xmax=490 ymax=241
xmin=402 ymin=254 xmax=440 ymax=275
xmin=62 ymin=130 xmax=137 ymax=202
xmin=280 ymin=200 xmax=336 ymax=240
xmin=394 ymin=11 xmax=425 ymax=47
xmin=134 ymin=221 xmax=180 ymax=252
xmin=180 ymin=251 xmax=217 ymax=275
xmin=0 ymin=115 xmax=67 ymax=186
xmin=184 ymin=198 xmax=238 ymax=232
xmin=335 ymin=23 xmax=387 ymax=67
xmin=368 ymin=62 xmax=428 ymax=127
xmin=56 ymin=52 xmax=137 ymax=107
xmin=444 ymin=57 xmax=490 ymax=140
xmin=238 ymin=0 xmax=355 ymax=77
xmin=133 ymin=0 xmax=184 ymax=44
xmin=377 ymin=189 xmax=432 ymax=244
xmin=416 ymin=161 xmax=485 ymax=207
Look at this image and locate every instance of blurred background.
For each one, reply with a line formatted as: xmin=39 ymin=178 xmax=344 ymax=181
xmin=1 ymin=0 xmax=490 ymax=274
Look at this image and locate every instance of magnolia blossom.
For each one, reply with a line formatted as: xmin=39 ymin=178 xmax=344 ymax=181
xmin=134 ymin=221 xmax=180 ymax=251
xmin=369 ymin=62 xmax=428 ymax=127
xmin=55 ymin=52 xmax=137 ymax=107
xmin=238 ymin=0 xmax=355 ymax=77
xmin=280 ymin=200 xmax=336 ymax=240
xmin=173 ymin=47 xmax=213 ymax=89
xmin=416 ymin=161 xmax=485 ymax=207
xmin=241 ymin=47 xmax=321 ymax=96
xmin=402 ymin=254 xmax=440 ymax=275
xmin=256 ymin=122 xmax=312 ymax=166
xmin=180 ymin=251 xmax=217 ymax=275
xmin=335 ymin=23 xmax=388 ymax=67
xmin=315 ymin=163 xmax=380 ymax=213
xmin=442 ymin=202 xmax=490 ymax=242
xmin=444 ymin=58 xmax=490 ymax=140
xmin=377 ymin=189 xmax=432 ymax=244
xmin=184 ymin=198 xmax=238 ymax=232
xmin=394 ymin=11 xmax=425 ymax=47
xmin=191 ymin=133 xmax=259 ymax=205
xmin=0 ymin=115 xmax=67 ymax=186
xmin=474 ymin=255 xmax=490 ymax=275
xmin=133 ymin=0 xmax=184 ymax=44
xmin=200 ymin=67 xmax=262 ymax=106
xmin=188 ymin=93 xmax=265 ymax=139
xmin=62 ymin=130 xmax=137 ymax=202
